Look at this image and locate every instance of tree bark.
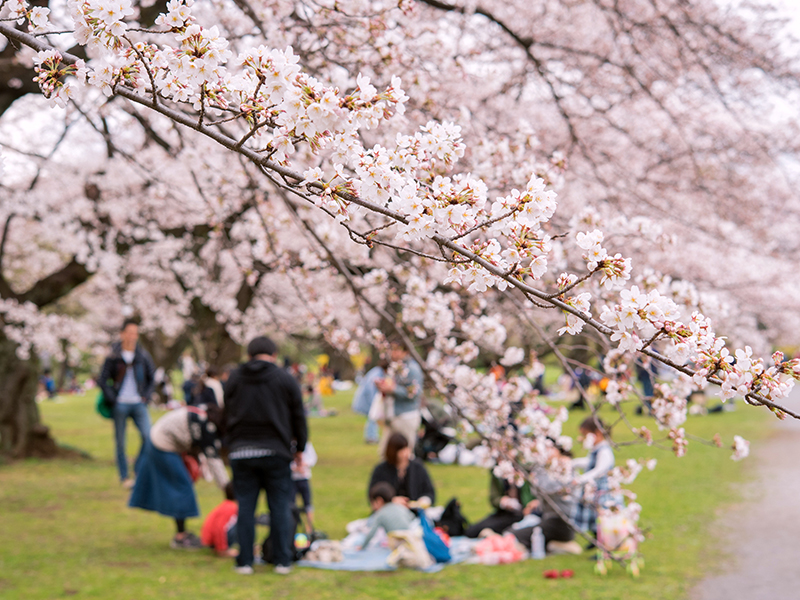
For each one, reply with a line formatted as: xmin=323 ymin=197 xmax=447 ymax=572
xmin=0 ymin=256 xmax=92 ymax=459
xmin=0 ymin=330 xmax=58 ymax=458
xmin=190 ymin=298 xmax=244 ymax=368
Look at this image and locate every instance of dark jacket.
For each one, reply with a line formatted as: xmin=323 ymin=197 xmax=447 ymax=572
xmin=98 ymin=342 xmax=156 ymax=404
xmin=368 ymin=459 xmax=436 ymax=505
xmin=223 ymin=359 xmax=307 ymax=460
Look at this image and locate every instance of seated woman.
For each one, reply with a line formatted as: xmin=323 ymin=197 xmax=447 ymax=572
xmin=509 ymin=439 xmax=582 ymax=554
xmin=129 ymin=403 xmax=229 ymax=548
xmin=464 ymin=472 xmax=535 ymax=538
xmin=368 ymin=432 xmax=436 ymax=508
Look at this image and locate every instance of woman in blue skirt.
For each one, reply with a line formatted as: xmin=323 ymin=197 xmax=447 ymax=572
xmin=129 ymin=404 xmax=229 ymax=549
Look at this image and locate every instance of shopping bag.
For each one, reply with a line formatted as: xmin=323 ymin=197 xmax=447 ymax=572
xmin=419 ymin=513 xmax=451 ymax=563
xmin=95 ymin=390 xmax=114 ymax=419
xmin=368 ymin=392 xmax=393 ymax=423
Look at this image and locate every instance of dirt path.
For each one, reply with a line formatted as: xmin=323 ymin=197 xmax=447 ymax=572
xmin=691 ymin=394 xmax=800 ymax=600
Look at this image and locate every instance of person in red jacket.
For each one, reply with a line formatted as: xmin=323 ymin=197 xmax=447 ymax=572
xmin=201 ymin=483 xmax=239 ymax=557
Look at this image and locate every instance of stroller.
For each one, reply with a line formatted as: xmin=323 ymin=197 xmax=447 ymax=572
xmin=415 ymin=405 xmax=457 ymax=461
xmin=259 ymin=505 xmax=327 ymax=564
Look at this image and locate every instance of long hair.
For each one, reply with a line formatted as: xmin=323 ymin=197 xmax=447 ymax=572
xmin=579 ymin=416 xmax=610 ymax=439
xmin=384 ymin=432 xmax=409 ymax=466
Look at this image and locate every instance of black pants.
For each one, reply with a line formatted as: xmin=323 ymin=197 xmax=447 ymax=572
xmin=464 ymin=509 xmax=523 ymax=538
xmin=231 ymin=456 xmax=294 ymax=568
xmin=510 ymin=515 xmax=574 ymax=550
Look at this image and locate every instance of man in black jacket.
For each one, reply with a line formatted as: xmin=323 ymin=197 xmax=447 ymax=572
xmin=98 ymin=319 xmax=156 ymax=487
xmin=224 ymin=336 xmax=308 ymax=575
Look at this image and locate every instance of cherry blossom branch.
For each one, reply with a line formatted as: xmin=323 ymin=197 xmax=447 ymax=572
xmin=4 ymin=22 xmax=797 ymax=426
xmin=124 ymin=35 xmax=158 ymax=106
xmin=270 ymin=206 xmax=607 ymax=552
xmin=502 ymin=289 xmax=618 ymax=440
xmin=0 ymin=25 xmax=596 ymax=319
xmin=279 ymin=197 xmax=374 ymax=329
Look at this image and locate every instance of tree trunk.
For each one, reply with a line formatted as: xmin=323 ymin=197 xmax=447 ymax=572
xmin=0 ymin=331 xmax=58 ymax=458
xmin=56 ymin=339 xmax=70 ymax=392
xmin=141 ymin=330 xmax=190 ymax=372
xmin=190 ymin=298 xmax=244 ymax=368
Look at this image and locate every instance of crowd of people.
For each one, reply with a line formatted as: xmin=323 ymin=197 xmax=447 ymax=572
xmin=96 ymin=318 xmax=624 ymax=575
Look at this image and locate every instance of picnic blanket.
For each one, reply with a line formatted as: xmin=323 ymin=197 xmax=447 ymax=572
xmin=297 ymin=536 xmax=502 ymax=572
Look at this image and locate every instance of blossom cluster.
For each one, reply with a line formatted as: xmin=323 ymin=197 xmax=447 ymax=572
xmin=576 ymin=229 xmax=632 ymax=289
xmin=7 ymin=0 xmax=800 ymax=562
xmin=32 ymin=50 xmax=81 ymax=108
xmin=0 ymin=299 xmax=98 ymax=361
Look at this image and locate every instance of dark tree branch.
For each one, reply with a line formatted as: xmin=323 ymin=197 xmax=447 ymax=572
xmin=16 ymin=258 xmax=91 ymax=308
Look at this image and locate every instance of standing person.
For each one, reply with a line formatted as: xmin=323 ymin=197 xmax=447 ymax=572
xmin=98 ymin=319 xmax=155 ymax=488
xmin=291 ymin=440 xmax=318 ymax=536
xmin=180 ymin=350 xmax=197 ymax=404
xmin=193 ymin=366 xmax=225 ymax=408
xmin=224 ymin=336 xmax=308 ymax=576
xmin=351 ymin=359 xmax=388 ymax=444
xmin=375 ymin=341 xmax=424 ymax=456
xmin=41 ymin=368 xmax=57 ymax=399
xmin=152 ymin=367 xmax=174 ymax=406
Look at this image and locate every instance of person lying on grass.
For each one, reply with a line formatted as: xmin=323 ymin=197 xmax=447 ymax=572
xmin=357 ymin=482 xmax=416 ymax=550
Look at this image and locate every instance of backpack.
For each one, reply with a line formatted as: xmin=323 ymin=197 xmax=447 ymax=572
xmin=261 ymin=506 xmax=309 ymax=563
xmin=435 ymin=497 xmax=469 ymax=537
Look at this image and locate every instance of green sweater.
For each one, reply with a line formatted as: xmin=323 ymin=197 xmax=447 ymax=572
xmin=362 ymin=503 xmax=416 ymax=547
xmin=489 ymin=474 xmax=535 ymax=510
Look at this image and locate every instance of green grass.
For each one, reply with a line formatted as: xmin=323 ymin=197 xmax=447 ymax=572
xmin=0 ymin=390 xmax=771 ymax=599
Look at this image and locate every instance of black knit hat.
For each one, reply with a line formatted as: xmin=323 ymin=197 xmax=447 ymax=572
xmin=247 ymin=336 xmax=277 ymax=357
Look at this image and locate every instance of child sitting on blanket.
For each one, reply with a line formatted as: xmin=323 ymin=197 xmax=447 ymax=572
xmin=358 ymin=482 xmax=416 ymax=550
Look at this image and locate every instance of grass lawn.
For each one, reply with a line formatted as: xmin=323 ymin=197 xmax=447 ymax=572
xmin=0 ymin=389 xmax=771 ymax=600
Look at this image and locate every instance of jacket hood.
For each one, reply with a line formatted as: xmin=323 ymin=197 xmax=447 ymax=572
xmin=240 ymin=359 xmax=279 ymax=378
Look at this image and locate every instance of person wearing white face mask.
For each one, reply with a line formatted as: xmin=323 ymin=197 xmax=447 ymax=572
xmin=571 ymin=417 xmax=617 ymax=540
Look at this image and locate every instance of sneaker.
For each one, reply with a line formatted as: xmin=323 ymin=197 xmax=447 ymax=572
xmin=170 ymin=533 xmax=205 ymax=550
xmin=547 ymin=540 xmax=583 ymax=555
xmin=274 ymin=565 xmax=292 ymax=575
xmin=234 ymin=565 xmax=254 ymax=575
